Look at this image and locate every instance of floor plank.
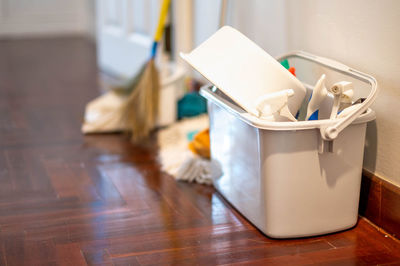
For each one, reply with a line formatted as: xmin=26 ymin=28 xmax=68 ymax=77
xmin=1 ymin=37 xmax=400 ymax=266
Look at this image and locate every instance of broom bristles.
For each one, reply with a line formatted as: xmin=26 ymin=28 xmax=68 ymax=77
xmin=120 ymin=59 xmax=160 ymax=142
xmin=112 ymin=63 xmax=147 ymax=95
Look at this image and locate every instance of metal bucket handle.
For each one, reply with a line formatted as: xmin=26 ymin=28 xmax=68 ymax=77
xmin=278 ymin=51 xmax=378 ymax=140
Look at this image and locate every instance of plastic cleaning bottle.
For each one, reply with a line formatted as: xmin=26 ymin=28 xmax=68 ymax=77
xmin=251 ymin=89 xmax=297 ymax=121
xmin=306 ymin=74 xmax=327 ymax=120
xmin=329 ymin=81 xmax=354 ymax=119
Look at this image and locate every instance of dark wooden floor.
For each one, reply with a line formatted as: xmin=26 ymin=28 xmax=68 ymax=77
xmin=1 ymin=37 xmax=400 ymax=266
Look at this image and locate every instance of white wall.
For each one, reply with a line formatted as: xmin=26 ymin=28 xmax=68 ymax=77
xmin=0 ymin=0 xmax=93 ymax=37
xmin=193 ymin=0 xmax=400 ymax=186
xmin=193 ymin=0 xmax=222 ymax=46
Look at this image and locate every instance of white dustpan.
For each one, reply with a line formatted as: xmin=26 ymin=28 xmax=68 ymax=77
xmin=180 ymin=26 xmax=306 ymax=119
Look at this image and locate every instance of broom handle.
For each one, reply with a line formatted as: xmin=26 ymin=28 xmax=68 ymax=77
xmin=151 ymin=0 xmax=171 ymax=58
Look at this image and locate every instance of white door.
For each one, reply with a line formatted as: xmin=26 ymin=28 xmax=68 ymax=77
xmin=0 ymin=0 xmax=90 ymax=37
xmin=96 ymin=0 xmax=161 ymax=78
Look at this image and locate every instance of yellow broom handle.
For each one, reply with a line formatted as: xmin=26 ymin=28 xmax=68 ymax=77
xmin=154 ymin=0 xmax=171 ymax=42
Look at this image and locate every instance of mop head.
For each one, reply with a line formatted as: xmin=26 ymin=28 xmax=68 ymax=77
xmin=158 ymin=115 xmax=213 ymax=184
xmin=82 ymin=90 xmax=128 ymax=134
xmin=176 ymin=153 xmax=213 ymax=185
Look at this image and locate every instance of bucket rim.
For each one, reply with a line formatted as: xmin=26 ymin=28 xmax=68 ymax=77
xmin=201 ymin=85 xmax=375 ymax=131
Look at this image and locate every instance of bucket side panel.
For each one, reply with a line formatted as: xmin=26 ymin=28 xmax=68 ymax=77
xmin=260 ymin=124 xmax=367 ymax=238
xmin=209 ymin=103 xmax=264 ymax=228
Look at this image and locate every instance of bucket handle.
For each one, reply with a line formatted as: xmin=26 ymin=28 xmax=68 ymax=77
xmin=278 ymin=51 xmax=379 ymax=140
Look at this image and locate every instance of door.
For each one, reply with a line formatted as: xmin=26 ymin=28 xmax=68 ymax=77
xmin=96 ymin=0 xmax=161 ymax=78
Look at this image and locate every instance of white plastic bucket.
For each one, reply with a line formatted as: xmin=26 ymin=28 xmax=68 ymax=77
xmin=201 ymin=51 xmax=377 ymax=238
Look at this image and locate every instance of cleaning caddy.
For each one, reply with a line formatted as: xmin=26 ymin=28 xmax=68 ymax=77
xmin=182 ymin=27 xmax=378 ymax=238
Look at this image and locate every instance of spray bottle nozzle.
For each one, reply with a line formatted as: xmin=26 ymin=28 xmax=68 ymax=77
xmin=329 ymin=81 xmax=354 ymax=119
xmin=250 ymin=89 xmax=297 ymax=121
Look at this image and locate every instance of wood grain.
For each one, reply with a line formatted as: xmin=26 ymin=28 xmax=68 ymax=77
xmin=360 ymin=170 xmax=400 ymax=239
xmin=0 ymin=37 xmax=400 ymax=266
xmin=359 ymin=171 xmax=382 ymax=226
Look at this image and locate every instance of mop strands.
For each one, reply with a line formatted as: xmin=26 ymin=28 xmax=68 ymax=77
xmin=176 ymin=129 xmax=212 ymax=185
xmin=157 ymin=115 xmax=213 ymax=185
xmin=176 ymin=153 xmax=213 ymax=185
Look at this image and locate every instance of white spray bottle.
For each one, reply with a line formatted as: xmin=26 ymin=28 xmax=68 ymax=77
xmin=251 ymin=89 xmax=297 ymax=121
xmin=306 ymin=74 xmax=327 ymax=120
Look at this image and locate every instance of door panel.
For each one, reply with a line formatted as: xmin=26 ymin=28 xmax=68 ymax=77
xmin=96 ymin=0 xmax=160 ymax=78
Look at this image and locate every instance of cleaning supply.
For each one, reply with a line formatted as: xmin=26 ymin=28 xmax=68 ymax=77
xmin=119 ymin=0 xmax=171 ymax=141
xmin=288 ymin=67 xmax=296 ymax=76
xmin=280 ymin=59 xmax=296 ymax=76
xmin=82 ymin=90 xmax=127 ymax=133
xmin=280 ymin=59 xmax=290 ymax=69
xmin=251 ymin=89 xmax=297 ymax=121
xmin=188 ymin=129 xmax=210 ymax=159
xmin=175 ymin=128 xmax=213 ymax=184
xmin=175 ymin=155 xmax=213 ymax=185
xmin=174 ymin=128 xmax=212 ymax=184
xmin=157 ymin=114 xmax=209 ymax=181
xmin=329 ymin=81 xmax=354 ymax=119
xmin=177 ymin=92 xmax=207 ymax=119
xmin=82 ymin=63 xmax=184 ymax=134
xmin=201 ymin=50 xmax=378 ymax=238
xmin=337 ymin=104 xmax=361 ymax=118
xmin=353 ymin=98 xmax=366 ymax=105
xmin=337 ymin=99 xmax=366 ymax=118
xmin=82 ymin=0 xmax=172 ymax=138
xmin=180 ymin=26 xmax=306 ymax=121
xmin=306 ymin=74 xmax=327 ymax=120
